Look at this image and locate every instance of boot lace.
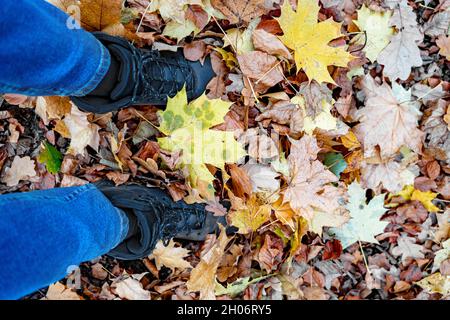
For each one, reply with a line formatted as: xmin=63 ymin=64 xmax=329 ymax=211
xmin=129 ymin=47 xmax=195 ymax=104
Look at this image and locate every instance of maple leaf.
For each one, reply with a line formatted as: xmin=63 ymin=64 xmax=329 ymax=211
xmin=149 ymin=240 xmax=192 ymax=272
xmin=186 ymin=225 xmax=231 ymax=299
xmin=360 ymin=160 xmax=416 ymax=193
xmin=112 ymin=276 xmax=151 ymax=300
xmin=378 ymin=0 xmax=423 ymax=81
xmin=415 ymin=272 xmax=450 ymax=296
xmin=423 ymin=100 xmax=450 ymax=165
xmin=397 ymin=185 xmax=440 ymax=213
xmin=237 ymin=51 xmax=284 ymax=87
xmin=277 ymin=0 xmax=354 ymax=84
xmin=63 ymin=104 xmax=100 ymax=156
xmin=157 ymin=87 xmax=246 ymax=200
xmin=1 ymin=156 xmax=36 ymax=187
xmin=354 ymin=75 xmax=423 ymax=159
xmin=353 ymin=5 xmax=394 ymax=62
xmin=36 ymin=96 xmax=72 ymax=121
xmin=228 ymin=194 xmax=272 ymax=234
xmin=433 ymin=239 xmax=450 ymax=272
xmin=148 ymin=0 xmax=217 ymax=41
xmin=211 ymin=0 xmax=267 ymax=25
xmin=48 ymin=0 xmax=124 ymax=31
xmin=391 ymin=235 xmax=425 ymax=264
xmin=330 ymin=182 xmax=389 ymax=249
xmin=284 ymin=135 xmax=344 ymax=222
xmin=437 ymin=35 xmax=450 ymax=60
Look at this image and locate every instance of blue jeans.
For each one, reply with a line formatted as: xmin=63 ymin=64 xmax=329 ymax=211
xmin=0 ymin=1 xmax=126 ymax=299
xmin=0 ymin=0 xmax=110 ymax=96
xmin=0 ymin=184 xmax=129 ymax=300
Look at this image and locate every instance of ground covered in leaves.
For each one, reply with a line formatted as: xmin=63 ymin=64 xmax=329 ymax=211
xmin=1 ymin=0 xmax=449 ymax=300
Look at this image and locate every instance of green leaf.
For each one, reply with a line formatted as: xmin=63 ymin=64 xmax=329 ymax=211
xmin=329 ymin=181 xmax=388 ymax=249
xmin=37 ymin=141 xmax=62 ymax=174
xmin=324 ymin=152 xmax=347 ymax=177
xmin=157 ymin=87 xmax=246 ymax=200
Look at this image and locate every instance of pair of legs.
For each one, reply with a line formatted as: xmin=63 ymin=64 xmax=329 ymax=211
xmin=0 ymin=0 xmax=218 ymax=299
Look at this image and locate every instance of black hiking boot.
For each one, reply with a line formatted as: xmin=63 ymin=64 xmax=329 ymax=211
xmin=94 ymin=181 xmax=227 ymax=260
xmin=70 ymin=32 xmax=215 ymax=113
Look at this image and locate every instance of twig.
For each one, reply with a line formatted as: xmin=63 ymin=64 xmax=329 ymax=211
xmin=358 ymin=240 xmax=371 ymax=276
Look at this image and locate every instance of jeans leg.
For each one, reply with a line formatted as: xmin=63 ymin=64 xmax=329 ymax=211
xmin=0 ymin=184 xmax=129 ymax=300
xmin=0 ymin=0 xmax=110 ymax=96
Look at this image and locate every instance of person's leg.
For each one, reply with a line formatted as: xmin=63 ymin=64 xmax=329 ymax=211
xmin=0 ymin=0 xmax=110 ymax=96
xmin=0 ymin=184 xmax=129 ymax=300
xmin=0 ymin=0 xmax=215 ymax=112
xmin=0 ymin=181 xmax=225 ymax=300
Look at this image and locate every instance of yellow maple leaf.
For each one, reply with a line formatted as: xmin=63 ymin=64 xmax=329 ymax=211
xmin=397 ymin=185 xmax=440 ymax=212
xmin=353 ymin=5 xmax=394 ymax=62
xmin=291 ymin=95 xmax=337 ymax=134
xmin=277 ymin=0 xmax=354 ymax=84
xmin=228 ymin=194 xmax=272 ymax=234
xmin=157 ymin=88 xmax=247 ymax=200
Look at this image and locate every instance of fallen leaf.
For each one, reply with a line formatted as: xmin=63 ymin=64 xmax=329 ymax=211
xmin=229 ymin=194 xmax=271 ymax=234
xmin=354 ymin=75 xmax=423 ymax=159
xmin=64 ymin=104 xmax=100 ymax=156
xmin=43 ymin=282 xmax=82 ymax=300
xmin=360 ymin=160 xmax=416 ymax=193
xmin=149 ymin=240 xmax=192 ymax=272
xmin=258 ymin=234 xmax=284 ymax=273
xmin=78 ymin=0 xmax=123 ymax=31
xmin=183 ymin=40 xmax=207 ymax=62
xmin=157 ymin=87 xmax=246 ymax=200
xmin=277 ymin=0 xmax=354 ymax=84
xmin=353 ymin=5 xmax=394 ymax=62
xmin=252 ymin=29 xmax=292 ymax=59
xmin=330 ymin=181 xmax=388 ymax=249
xmin=284 ymin=135 xmax=342 ymax=221
xmin=398 ymin=185 xmax=440 ymax=213
xmin=36 ymin=96 xmax=71 ymax=121
xmin=437 ymin=35 xmax=450 ymax=60
xmin=378 ymin=1 xmax=423 ymax=80
xmin=242 ymin=163 xmax=280 ymax=194
xmin=186 ymin=225 xmax=231 ymax=299
xmin=112 ymin=276 xmax=151 ymax=300
xmin=415 ymin=272 xmax=450 ymax=296
xmin=105 ymin=171 xmax=130 ymax=186
xmin=433 ymin=239 xmax=450 ymax=272
xmin=423 ymin=11 xmax=450 ymax=37
xmin=37 ymin=141 xmax=63 ymax=174
xmin=211 ymin=0 xmax=267 ymax=24
xmin=237 ymin=51 xmax=284 ymax=87
xmin=1 ymin=156 xmax=36 ymax=187
xmin=229 ymin=164 xmax=252 ymax=198
xmin=186 ymin=4 xmax=210 ymax=29
xmin=392 ymin=235 xmax=425 ymax=264
xmin=423 ymin=99 xmax=450 ymax=164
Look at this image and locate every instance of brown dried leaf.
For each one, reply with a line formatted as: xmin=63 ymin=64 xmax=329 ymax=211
xmin=211 ymin=0 xmax=267 ymax=24
xmin=252 ymin=29 xmax=292 ymax=59
xmin=237 ymin=51 xmax=283 ymax=87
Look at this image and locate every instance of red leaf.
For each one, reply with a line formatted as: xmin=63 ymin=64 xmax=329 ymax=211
xmin=322 ymin=239 xmax=342 ymax=260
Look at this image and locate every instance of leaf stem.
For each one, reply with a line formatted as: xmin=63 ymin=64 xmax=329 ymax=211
xmin=358 ymin=240 xmax=371 ymax=276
